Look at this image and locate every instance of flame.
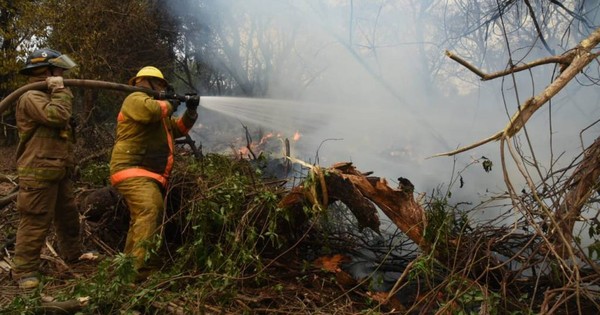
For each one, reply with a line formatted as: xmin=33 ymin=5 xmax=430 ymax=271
xmin=238 ymin=146 xmax=250 ymax=156
xmin=234 ymin=130 xmax=302 ymax=158
xmin=259 ymin=132 xmax=274 ymax=144
xmin=313 ymin=254 xmax=351 ymax=272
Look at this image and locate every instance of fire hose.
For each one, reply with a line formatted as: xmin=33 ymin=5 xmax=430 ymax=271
xmin=0 ymin=79 xmax=203 ymax=159
xmin=0 ymin=79 xmax=198 ymax=115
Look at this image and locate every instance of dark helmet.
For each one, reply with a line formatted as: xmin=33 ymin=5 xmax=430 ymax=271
xmin=19 ymin=48 xmax=77 ymax=75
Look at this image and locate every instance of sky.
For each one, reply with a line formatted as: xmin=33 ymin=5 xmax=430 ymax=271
xmin=176 ymin=0 xmax=600 ymax=210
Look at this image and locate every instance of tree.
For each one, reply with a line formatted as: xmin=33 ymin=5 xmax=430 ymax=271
xmin=46 ymin=0 xmax=179 ymax=126
xmin=0 ymin=0 xmax=52 ymax=96
xmin=0 ymin=0 xmax=180 ymax=147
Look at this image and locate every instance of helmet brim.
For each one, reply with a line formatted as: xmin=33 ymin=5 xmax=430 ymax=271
xmin=48 ymin=54 xmax=77 ymax=70
xmin=128 ymin=75 xmax=168 ymax=87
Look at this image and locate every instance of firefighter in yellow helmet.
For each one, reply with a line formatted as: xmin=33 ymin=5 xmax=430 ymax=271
xmin=12 ymin=48 xmax=82 ymax=290
xmin=109 ymin=66 xmax=199 ymax=276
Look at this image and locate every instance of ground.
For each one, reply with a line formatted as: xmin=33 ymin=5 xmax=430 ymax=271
xmin=0 ymin=144 xmax=16 ymax=174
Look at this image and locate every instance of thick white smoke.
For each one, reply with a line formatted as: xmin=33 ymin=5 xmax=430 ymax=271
xmin=172 ymin=0 xmax=600 ymax=207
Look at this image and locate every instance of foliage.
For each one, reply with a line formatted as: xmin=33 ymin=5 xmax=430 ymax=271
xmin=423 ymin=190 xmax=471 ymax=247
xmin=0 ymin=0 xmax=55 ymax=96
xmin=169 ymin=154 xmax=288 ymax=280
xmin=46 ymin=0 xmax=179 ymax=125
xmin=73 ymin=254 xmax=137 ymax=313
xmin=2 ymin=291 xmax=42 ymax=315
xmin=79 ymin=162 xmax=110 ymax=186
xmin=74 ymin=154 xmax=297 ymax=311
xmin=0 ymin=0 xmax=180 ymax=130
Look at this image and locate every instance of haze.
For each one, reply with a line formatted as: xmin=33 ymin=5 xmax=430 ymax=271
xmin=172 ymin=0 xmax=600 ymax=206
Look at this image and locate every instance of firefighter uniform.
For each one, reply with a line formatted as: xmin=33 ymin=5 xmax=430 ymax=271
xmin=13 ymin=75 xmax=81 ymax=280
xmin=110 ymin=89 xmax=197 ymax=270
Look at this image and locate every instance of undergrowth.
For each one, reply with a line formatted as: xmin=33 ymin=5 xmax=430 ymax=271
xmin=5 ymin=153 xmax=584 ymax=314
xmin=3 ymin=153 xmax=326 ymax=314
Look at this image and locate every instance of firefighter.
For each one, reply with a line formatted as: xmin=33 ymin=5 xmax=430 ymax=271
xmin=12 ymin=48 xmax=82 ymax=289
xmin=109 ymin=66 xmax=199 ymax=277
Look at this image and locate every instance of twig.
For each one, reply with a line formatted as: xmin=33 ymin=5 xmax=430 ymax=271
xmin=242 ymin=124 xmax=257 ymax=160
xmin=0 ymin=192 xmax=17 ymax=208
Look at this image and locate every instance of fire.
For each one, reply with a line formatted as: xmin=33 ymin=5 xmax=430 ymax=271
xmin=259 ymin=132 xmax=274 ymax=145
xmin=238 ymin=146 xmax=250 ymax=156
xmin=233 ymin=130 xmax=302 ymax=158
xmin=313 ymin=254 xmax=351 ymax=272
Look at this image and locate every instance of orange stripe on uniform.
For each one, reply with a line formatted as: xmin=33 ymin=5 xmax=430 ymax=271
xmin=176 ymin=117 xmax=191 ymax=134
xmin=157 ymin=100 xmax=169 ymax=118
xmin=111 ymin=168 xmax=168 ymax=187
xmin=162 ymin=119 xmax=174 ymax=177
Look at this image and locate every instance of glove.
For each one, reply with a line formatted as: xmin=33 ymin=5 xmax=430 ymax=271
xmin=46 ymin=76 xmax=64 ymax=92
xmin=186 ymin=95 xmax=200 ymax=111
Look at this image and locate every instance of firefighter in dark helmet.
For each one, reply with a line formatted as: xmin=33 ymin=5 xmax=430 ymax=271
xmin=12 ymin=48 xmax=82 ymax=290
xmin=109 ymin=66 xmax=199 ymax=277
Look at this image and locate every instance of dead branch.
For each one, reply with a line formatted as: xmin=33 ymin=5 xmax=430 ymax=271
xmin=174 ymin=134 xmax=203 ymax=160
xmin=524 ymin=0 xmax=555 ymax=54
xmin=336 ymin=165 xmax=426 ymax=246
xmin=242 ymin=124 xmax=257 ymax=160
xmin=553 ymin=136 xmax=600 ymax=257
xmin=445 ymin=51 xmax=569 ymax=81
xmin=435 ymin=27 xmax=600 ymax=157
xmin=0 ymin=174 xmax=17 ymax=184
xmin=0 ymin=192 xmax=17 ymax=208
xmin=37 ymin=297 xmax=90 ymax=314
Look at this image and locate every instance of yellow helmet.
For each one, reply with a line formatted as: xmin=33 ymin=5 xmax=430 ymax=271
xmin=128 ymin=66 xmax=168 ymax=86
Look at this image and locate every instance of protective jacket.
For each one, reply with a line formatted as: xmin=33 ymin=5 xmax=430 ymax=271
xmin=13 ymin=76 xmax=81 ymax=279
xmin=15 ymin=77 xmax=75 ymax=181
xmin=110 ymin=91 xmax=197 ymax=187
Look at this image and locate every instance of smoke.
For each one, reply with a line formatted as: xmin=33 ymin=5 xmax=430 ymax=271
xmin=171 ymin=0 xmax=600 ymax=205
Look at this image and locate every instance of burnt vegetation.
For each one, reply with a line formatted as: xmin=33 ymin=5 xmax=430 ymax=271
xmin=2 ymin=0 xmax=600 ymax=314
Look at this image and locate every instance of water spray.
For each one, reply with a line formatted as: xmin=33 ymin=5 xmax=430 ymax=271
xmin=0 ymin=79 xmax=197 ymax=115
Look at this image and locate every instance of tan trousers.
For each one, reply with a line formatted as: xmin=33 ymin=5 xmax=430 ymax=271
xmin=13 ymin=177 xmax=81 ymax=278
xmin=115 ymin=176 xmax=164 ymax=270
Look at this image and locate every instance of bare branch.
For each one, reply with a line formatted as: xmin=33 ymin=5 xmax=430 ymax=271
xmin=444 ymin=50 xmax=570 ymax=81
xmin=524 ymin=0 xmax=554 ymax=54
xmin=553 ymin=136 xmax=600 ymax=256
xmin=435 ymin=27 xmax=600 ymax=157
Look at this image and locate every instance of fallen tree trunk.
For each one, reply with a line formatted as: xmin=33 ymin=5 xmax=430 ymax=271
xmin=279 ymin=162 xmax=513 ymax=288
xmin=279 ymin=162 xmax=427 ymax=247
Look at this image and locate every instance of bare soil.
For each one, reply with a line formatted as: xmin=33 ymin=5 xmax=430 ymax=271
xmin=0 ymin=144 xmax=16 ymax=173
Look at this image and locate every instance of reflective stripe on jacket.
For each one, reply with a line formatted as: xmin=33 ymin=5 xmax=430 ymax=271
xmin=109 ymin=91 xmax=197 ymax=187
